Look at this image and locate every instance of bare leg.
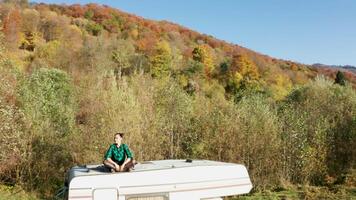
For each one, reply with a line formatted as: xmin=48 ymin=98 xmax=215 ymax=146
xmin=103 ymin=160 xmax=116 ymax=172
xmin=122 ymin=160 xmax=136 ymax=172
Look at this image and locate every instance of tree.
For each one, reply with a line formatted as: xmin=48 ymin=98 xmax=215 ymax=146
xmin=3 ymin=8 xmax=22 ymax=49
xmin=111 ymin=39 xmax=135 ymax=77
xmin=335 ymin=71 xmax=346 ymax=86
xmin=230 ymin=54 xmax=260 ymax=81
xmin=280 ymin=77 xmax=356 ymax=185
xmin=20 ymin=9 xmax=40 ymax=51
xmin=19 ymin=68 xmax=75 ymax=136
xmin=39 ymin=11 xmax=67 ymax=41
xmin=192 ymin=44 xmax=214 ymax=77
xmin=19 ymin=31 xmax=35 ymax=51
xmin=3 ymin=0 xmax=28 ymax=7
xmin=21 ymin=8 xmax=40 ymax=33
xmin=226 ymin=54 xmax=260 ymax=95
xmin=149 ymin=40 xmax=172 ymax=78
xmin=102 ymin=14 xmax=123 ymax=33
xmin=86 ymin=22 xmax=103 ymax=36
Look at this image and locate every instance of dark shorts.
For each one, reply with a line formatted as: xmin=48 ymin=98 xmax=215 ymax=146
xmin=103 ymin=159 xmax=135 ymax=172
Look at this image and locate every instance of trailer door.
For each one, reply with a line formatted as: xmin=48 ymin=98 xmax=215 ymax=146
xmin=93 ymin=188 xmax=118 ymax=200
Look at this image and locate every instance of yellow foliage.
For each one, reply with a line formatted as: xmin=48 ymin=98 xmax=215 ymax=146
xmin=231 ymin=71 xmax=243 ymax=86
xmin=33 ymin=40 xmax=61 ymax=67
xmin=231 ymin=54 xmax=260 ymax=81
xmin=192 ymin=44 xmax=215 ymax=77
xmin=129 ymin=28 xmax=139 ymax=39
xmin=269 ymin=73 xmax=292 ymax=100
xmin=177 ymin=74 xmax=189 ymax=87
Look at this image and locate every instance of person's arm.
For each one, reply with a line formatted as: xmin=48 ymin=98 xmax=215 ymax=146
xmin=122 ymin=158 xmax=132 ymax=167
xmin=121 ymin=144 xmax=133 ymax=167
xmin=104 ymin=145 xmax=118 ymax=167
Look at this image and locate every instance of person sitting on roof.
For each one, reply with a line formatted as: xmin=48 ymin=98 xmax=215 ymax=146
xmin=103 ymin=132 xmax=136 ymax=172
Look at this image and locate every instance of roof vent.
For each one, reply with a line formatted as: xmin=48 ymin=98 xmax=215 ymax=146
xmin=73 ymin=165 xmax=89 ymax=172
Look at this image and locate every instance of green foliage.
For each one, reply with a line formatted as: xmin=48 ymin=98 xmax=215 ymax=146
xmin=154 ymin=79 xmax=193 ymax=158
xmin=15 ymin=68 xmax=76 ymax=197
xmin=228 ymin=184 xmax=356 ymax=200
xmin=280 ymin=76 xmax=356 ymax=185
xmin=102 ymin=14 xmax=123 ymax=33
xmin=335 ymin=71 xmax=346 ymax=86
xmin=0 ymin=185 xmax=38 ymax=200
xmin=19 ymin=68 xmax=75 ymax=136
xmin=111 ymin=39 xmax=136 ymax=77
xmin=0 ymin=68 xmax=26 ymax=185
xmin=86 ymin=22 xmax=103 ymax=36
xmin=219 ymin=61 xmax=229 ymax=75
xmin=33 ymin=40 xmax=60 ymax=68
xmin=84 ymin=10 xmax=94 ymax=20
xmin=185 ymin=59 xmax=204 ymax=77
xmin=149 ymin=40 xmax=172 ymax=78
xmin=235 ymin=95 xmax=281 ymax=188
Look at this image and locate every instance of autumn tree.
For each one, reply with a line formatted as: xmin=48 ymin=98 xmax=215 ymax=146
xmin=268 ymin=73 xmax=292 ymax=100
xmin=21 ymin=8 xmax=39 ymax=33
xmin=149 ymin=40 xmax=172 ymax=78
xmin=102 ymin=14 xmax=123 ymax=33
xmin=111 ymin=39 xmax=136 ymax=77
xmin=86 ymin=21 xmax=103 ymax=36
xmin=20 ymin=9 xmax=40 ymax=51
xmin=231 ymin=54 xmax=260 ymax=80
xmin=227 ymin=54 xmax=260 ymax=90
xmin=40 ymin=11 xmax=67 ymax=41
xmin=192 ymin=44 xmax=214 ymax=77
xmin=3 ymin=8 xmax=22 ymax=49
xmin=2 ymin=0 xmax=28 ymax=7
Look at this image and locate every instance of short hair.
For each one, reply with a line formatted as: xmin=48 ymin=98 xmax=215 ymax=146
xmin=114 ymin=132 xmax=124 ymax=138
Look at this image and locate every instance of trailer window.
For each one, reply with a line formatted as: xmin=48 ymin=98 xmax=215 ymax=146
xmin=126 ymin=193 xmax=168 ymax=200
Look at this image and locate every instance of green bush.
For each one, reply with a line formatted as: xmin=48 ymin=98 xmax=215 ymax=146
xmin=19 ymin=68 xmax=75 ymax=136
xmin=17 ymin=68 xmax=76 ymax=196
xmin=279 ymin=76 xmax=356 ymax=185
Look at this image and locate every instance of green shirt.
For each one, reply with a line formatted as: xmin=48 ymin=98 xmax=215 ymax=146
xmin=104 ymin=143 xmax=133 ymax=165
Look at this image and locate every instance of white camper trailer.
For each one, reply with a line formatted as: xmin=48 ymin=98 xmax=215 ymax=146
xmin=63 ymin=159 xmax=252 ymax=200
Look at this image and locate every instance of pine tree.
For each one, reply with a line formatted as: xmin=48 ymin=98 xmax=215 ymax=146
xmin=335 ymin=71 xmax=346 ymax=86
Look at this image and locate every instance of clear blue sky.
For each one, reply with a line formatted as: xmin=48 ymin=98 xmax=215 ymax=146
xmin=32 ymin=0 xmax=356 ymax=66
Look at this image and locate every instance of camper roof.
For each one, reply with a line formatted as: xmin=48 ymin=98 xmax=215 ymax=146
xmin=68 ymin=159 xmax=235 ymax=181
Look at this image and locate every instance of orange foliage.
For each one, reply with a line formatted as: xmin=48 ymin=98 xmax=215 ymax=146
xmin=136 ymin=34 xmax=158 ymax=54
xmin=67 ymin=4 xmax=85 ymax=18
xmin=160 ymin=21 xmax=180 ymax=33
xmin=3 ymin=8 xmax=22 ymax=48
xmin=183 ymin=47 xmax=193 ymax=58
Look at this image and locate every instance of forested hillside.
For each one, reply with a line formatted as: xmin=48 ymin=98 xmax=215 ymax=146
xmin=0 ymin=1 xmax=355 ymax=199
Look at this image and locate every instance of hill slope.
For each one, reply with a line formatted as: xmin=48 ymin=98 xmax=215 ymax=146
xmin=2 ymin=2 xmax=354 ymax=93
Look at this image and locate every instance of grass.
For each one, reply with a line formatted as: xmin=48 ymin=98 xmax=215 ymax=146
xmin=226 ymin=185 xmax=356 ymax=200
xmin=0 ymin=185 xmax=39 ymax=200
xmin=0 ymin=184 xmax=355 ymax=200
